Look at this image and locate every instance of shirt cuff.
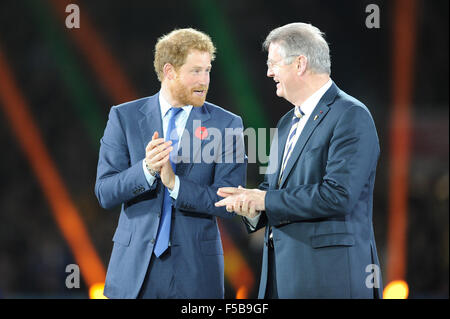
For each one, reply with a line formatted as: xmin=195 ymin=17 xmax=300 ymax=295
xmin=245 ymin=212 xmax=261 ymax=230
xmin=169 ymin=175 xmax=180 ymax=200
xmin=142 ymin=159 xmax=156 ymax=186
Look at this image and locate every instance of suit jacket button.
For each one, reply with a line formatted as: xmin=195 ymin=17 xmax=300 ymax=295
xmin=150 ymin=238 xmax=155 ymax=244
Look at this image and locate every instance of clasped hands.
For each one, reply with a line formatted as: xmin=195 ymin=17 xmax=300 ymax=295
xmin=215 ymin=186 xmax=266 ymax=219
xmin=145 ymin=131 xmax=176 ymax=190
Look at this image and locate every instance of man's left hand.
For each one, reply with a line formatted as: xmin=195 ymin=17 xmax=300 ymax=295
xmin=160 ymin=160 xmax=176 ymax=190
xmin=215 ymin=186 xmax=266 ymax=218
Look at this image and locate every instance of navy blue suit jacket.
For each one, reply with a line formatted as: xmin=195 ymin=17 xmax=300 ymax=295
xmin=250 ymin=82 xmax=383 ymax=298
xmin=95 ymin=93 xmax=246 ymax=298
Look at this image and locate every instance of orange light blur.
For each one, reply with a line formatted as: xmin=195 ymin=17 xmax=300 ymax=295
xmin=235 ymin=286 xmax=248 ymax=299
xmin=218 ymin=222 xmax=255 ymax=298
xmin=386 ymin=0 xmax=417 ymax=283
xmin=89 ymin=283 xmax=108 ymax=299
xmin=383 ymin=280 xmax=409 ymax=299
xmin=48 ymin=0 xmax=138 ymax=105
xmin=0 ymin=47 xmax=106 ymax=288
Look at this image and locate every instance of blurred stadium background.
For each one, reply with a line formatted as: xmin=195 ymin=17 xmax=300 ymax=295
xmin=0 ymin=0 xmax=447 ymax=299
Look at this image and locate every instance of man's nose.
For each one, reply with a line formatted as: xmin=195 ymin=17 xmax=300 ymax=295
xmin=200 ymin=72 xmax=210 ymax=86
xmin=267 ymin=67 xmax=274 ymax=78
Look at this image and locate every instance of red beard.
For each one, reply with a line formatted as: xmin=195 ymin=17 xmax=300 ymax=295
xmin=171 ymin=77 xmax=208 ymax=107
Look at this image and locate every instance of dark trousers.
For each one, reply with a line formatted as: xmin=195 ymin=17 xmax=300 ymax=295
xmin=265 ymin=241 xmax=279 ymax=299
xmin=137 ymin=249 xmax=178 ymax=299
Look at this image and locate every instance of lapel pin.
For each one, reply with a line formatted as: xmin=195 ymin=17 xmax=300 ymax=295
xmin=314 ymin=111 xmax=323 ymax=121
xmin=195 ymin=126 xmax=208 ymax=140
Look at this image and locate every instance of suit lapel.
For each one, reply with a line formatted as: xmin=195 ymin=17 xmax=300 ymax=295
xmin=138 ymin=93 xmax=163 ymax=152
xmin=278 ymin=83 xmax=339 ymax=188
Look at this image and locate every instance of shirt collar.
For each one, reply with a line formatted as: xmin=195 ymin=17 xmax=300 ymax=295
xmin=298 ymin=78 xmax=332 ymax=117
xmin=159 ymin=91 xmax=193 ymax=117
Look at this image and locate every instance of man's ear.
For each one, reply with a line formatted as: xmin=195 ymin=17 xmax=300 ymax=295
xmin=163 ymin=63 xmax=176 ymax=80
xmin=296 ymin=55 xmax=308 ymax=76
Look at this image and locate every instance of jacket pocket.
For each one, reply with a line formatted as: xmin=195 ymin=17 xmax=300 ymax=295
xmin=112 ymin=229 xmax=132 ymax=247
xmin=310 ymin=233 xmax=354 ymax=248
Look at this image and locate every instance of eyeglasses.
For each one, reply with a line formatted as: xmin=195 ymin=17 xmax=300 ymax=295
xmin=266 ymin=55 xmax=299 ymax=70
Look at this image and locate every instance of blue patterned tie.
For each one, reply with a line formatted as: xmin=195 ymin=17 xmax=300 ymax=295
xmin=269 ymin=106 xmax=304 ymax=244
xmin=154 ymin=107 xmax=183 ymax=257
xmin=278 ymin=106 xmax=304 ymax=185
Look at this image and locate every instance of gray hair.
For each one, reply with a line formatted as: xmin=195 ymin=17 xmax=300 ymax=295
xmin=263 ymin=22 xmax=331 ymax=75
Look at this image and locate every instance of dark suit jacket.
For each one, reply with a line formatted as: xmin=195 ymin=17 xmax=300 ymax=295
xmin=95 ymin=93 xmax=246 ymax=298
xmin=249 ymin=82 xmax=383 ymax=298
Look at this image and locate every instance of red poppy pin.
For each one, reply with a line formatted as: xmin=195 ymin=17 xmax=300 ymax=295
xmin=195 ymin=126 xmax=208 ymax=140
xmin=314 ymin=110 xmax=324 ymax=121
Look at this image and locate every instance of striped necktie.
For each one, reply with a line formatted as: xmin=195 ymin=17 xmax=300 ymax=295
xmin=278 ymin=106 xmax=304 ymax=185
xmin=154 ymin=107 xmax=183 ymax=258
xmin=269 ymin=106 xmax=304 ymax=244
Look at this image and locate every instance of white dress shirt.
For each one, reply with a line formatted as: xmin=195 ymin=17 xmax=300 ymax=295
xmin=142 ymin=91 xmax=193 ymax=199
xmin=246 ymin=79 xmax=333 ymax=228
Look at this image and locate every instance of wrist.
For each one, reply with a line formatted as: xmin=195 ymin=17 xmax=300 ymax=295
xmin=145 ymin=159 xmax=158 ymax=177
xmin=167 ymin=175 xmax=175 ymax=190
xmin=259 ymin=190 xmax=267 ymax=211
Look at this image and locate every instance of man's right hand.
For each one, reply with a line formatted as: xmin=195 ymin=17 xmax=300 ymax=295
xmin=145 ymin=131 xmax=172 ymax=174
